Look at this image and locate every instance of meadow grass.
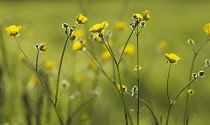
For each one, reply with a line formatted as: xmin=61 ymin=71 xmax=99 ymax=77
xmin=1 ymin=0 xmax=210 ymax=125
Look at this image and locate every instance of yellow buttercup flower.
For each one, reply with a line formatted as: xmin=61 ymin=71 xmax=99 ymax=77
xmin=89 ymin=21 xmax=108 ymax=33
xmin=76 ymin=14 xmax=88 ymax=24
xmin=72 ymin=41 xmax=85 ymax=51
xmin=88 ymin=61 xmax=97 ymax=69
xmin=165 ymin=53 xmax=181 ymax=64
xmin=5 ymin=25 xmax=22 ymax=36
xmin=76 ymin=75 xmax=85 ymax=84
xmin=115 ymin=22 xmax=127 ymax=31
xmin=123 ymin=44 xmax=135 ymax=55
xmin=101 ymin=50 xmax=111 ymax=59
xmin=142 ymin=10 xmax=151 ymax=21
xmin=203 ymin=23 xmax=210 ymax=36
xmin=133 ymin=14 xmax=143 ymax=21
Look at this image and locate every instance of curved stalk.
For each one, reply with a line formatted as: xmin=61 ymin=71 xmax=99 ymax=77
xmin=118 ymin=25 xmax=137 ymax=64
xmin=102 ymin=33 xmax=128 ymax=125
xmin=166 ymin=79 xmax=194 ymax=125
xmin=55 ymin=27 xmax=76 ymax=105
xmin=14 ymin=36 xmax=65 ymax=124
xmin=184 ymin=37 xmax=210 ymax=124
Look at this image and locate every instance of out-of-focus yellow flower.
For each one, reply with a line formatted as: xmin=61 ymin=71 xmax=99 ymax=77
xmin=203 ymin=23 xmax=210 ymax=36
xmin=72 ymin=41 xmax=85 ymax=51
xmin=5 ymin=25 xmax=22 ymax=36
xmin=101 ymin=51 xmax=111 ymax=59
xmin=70 ymin=29 xmax=85 ymax=41
xmin=81 ymin=114 xmax=90 ymax=121
xmin=159 ymin=41 xmax=168 ymax=50
xmin=133 ymin=14 xmax=143 ymax=21
xmin=165 ymin=53 xmax=181 ymax=64
xmin=76 ymin=75 xmax=85 ymax=84
xmin=115 ymin=22 xmax=127 ymax=31
xmin=27 ymin=77 xmax=38 ymax=89
xmin=142 ymin=10 xmax=151 ymax=21
xmin=76 ymin=14 xmax=88 ymax=24
xmin=74 ymin=29 xmax=85 ymax=39
xmin=123 ymin=44 xmax=135 ymax=55
xmin=187 ymin=89 xmax=194 ymax=95
xmin=88 ymin=61 xmax=97 ymax=69
xmin=19 ymin=54 xmax=27 ymax=62
xmin=89 ymin=21 xmax=108 ymax=33
xmin=42 ymin=61 xmax=57 ymax=69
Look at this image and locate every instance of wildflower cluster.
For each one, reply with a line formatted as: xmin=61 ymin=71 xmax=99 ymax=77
xmin=4 ymin=8 xmax=210 ymax=125
xmin=130 ymin=10 xmax=151 ymax=28
xmin=35 ymin=42 xmax=47 ymax=52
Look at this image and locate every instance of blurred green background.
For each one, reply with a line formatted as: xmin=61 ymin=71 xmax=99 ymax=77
xmin=1 ymin=0 xmax=210 ymax=125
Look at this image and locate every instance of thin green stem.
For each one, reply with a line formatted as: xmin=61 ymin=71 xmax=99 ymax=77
xmin=14 ymin=36 xmax=65 ymax=124
xmin=14 ymin=36 xmax=36 ymax=70
xmin=136 ymin=25 xmax=140 ymax=125
xmin=101 ymin=33 xmax=128 ymax=125
xmin=116 ymin=64 xmax=129 ymax=125
xmin=118 ymin=25 xmax=137 ymax=65
xmin=66 ymin=97 xmax=94 ymax=125
xmin=173 ymin=80 xmax=194 ymax=102
xmin=102 ymin=34 xmax=118 ymax=65
xmin=126 ymin=91 xmax=159 ymax=125
xmin=55 ymin=27 xmax=75 ymax=105
xmin=35 ymin=50 xmax=40 ymax=70
xmin=184 ymin=37 xmax=210 ymax=124
xmin=166 ymin=63 xmax=172 ymax=105
xmin=15 ymin=36 xmax=54 ymax=103
xmin=165 ymin=105 xmax=172 ymax=125
xmin=138 ymin=98 xmax=159 ymax=125
xmin=166 ymin=79 xmax=194 ymax=125
xmin=53 ymin=105 xmax=65 ymax=125
xmin=55 ymin=36 xmax=69 ymax=105
xmin=85 ymin=47 xmax=115 ymax=84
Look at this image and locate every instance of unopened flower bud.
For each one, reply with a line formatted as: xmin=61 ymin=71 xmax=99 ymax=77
xmin=187 ymin=39 xmax=195 ymax=46
xmin=198 ymin=71 xmax=205 ymax=77
xmin=192 ymin=73 xmax=198 ymax=80
xmin=140 ymin=21 xmax=146 ymax=27
xmin=130 ymin=23 xmax=135 ymax=28
xmin=62 ymin=23 xmax=69 ymax=28
xmin=205 ymin=59 xmax=210 ymax=67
